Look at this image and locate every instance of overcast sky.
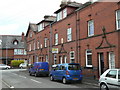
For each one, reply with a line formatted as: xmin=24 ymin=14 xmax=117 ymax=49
xmin=0 ymin=0 xmax=115 ymax=35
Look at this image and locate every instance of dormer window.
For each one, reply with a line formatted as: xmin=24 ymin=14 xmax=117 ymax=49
xmin=38 ymin=23 xmax=44 ymax=32
xmin=0 ymin=40 xmax=2 ymax=45
xmin=63 ymin=8 xmax=67 ymax=18
xmin=13 ymin=40 xmax=18 ymax=45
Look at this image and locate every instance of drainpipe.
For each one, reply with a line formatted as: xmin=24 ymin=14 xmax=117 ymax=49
xmin=49 ymin=21 xmax=54 ymax=70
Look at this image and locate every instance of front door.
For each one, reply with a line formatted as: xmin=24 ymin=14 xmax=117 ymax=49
xmin=98 ymin=53 xmax=104 ymax=76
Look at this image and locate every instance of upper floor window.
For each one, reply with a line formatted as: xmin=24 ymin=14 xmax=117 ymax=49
xmin=38 ymin=23 xmax=44 ymax=31
xmin=57 ymin=11 xmax=62 ymax=21
xmin=63 ymin=8 xmax=67 ymax=18
xmin=44 ymin=38 xmax=48 ymax=47
xmin=67 ymin=28 xmax=72 ymax=42
xmin=30 ymin=32 xmax=32 ymax=38
xmin=37 ymin=41 xmax=40 ymax=49
xmin=29 ymin=44 xmax=31 ymax=51
xmin=14 ymin=49 xmax=26 ymax=55
xmin=116 ymin=10 xmax=120 ymax=30
xmin=34 ymin=42 xmax=36 ymax=50
xmin=86 ymin=49 xmax=92 ymax=67
xmin=88 ymin=20 xmax=94 ymax=36
xmin=0 ymin=39 xmax=2 ymax=45
xmin=55 ymin=33 xmax=58 ymax=45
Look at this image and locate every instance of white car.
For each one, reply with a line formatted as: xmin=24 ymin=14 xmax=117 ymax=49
xmin=19 ymin=63 xmax=27 ymax=68
xmin=99 ymin=69 xmax=120 ymax=90
xmin=0 ymin=64 xmax=11 ymax=69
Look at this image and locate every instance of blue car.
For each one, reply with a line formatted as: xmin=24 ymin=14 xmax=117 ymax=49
xmin=50 ymin=63 xmax=83 ymax=84
xmin=29 ymin=62 xmax=49 ymax=77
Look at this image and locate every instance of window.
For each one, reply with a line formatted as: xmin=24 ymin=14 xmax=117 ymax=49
xmin=106 ymin=70 xmax=117 ymax=79
xmin=38 ymin=23 xmax=44 ymax=31
xmin=30 ymin=32 xmax=32 ymax=38
xmin=0 ymin=40 xmax=2 ymax=45
xmin=70 ymin=51 xmax=75 ymax=63
xmin=116 ymin=10 xmax=120 ymax=30
xmin=54 ymin=54 xmax=57 ymax=65
xmin=86 ymin=50 xmax=92 ymax=67
xmin=55 ymin=33 xmax=58 ymax=45
xmin=57 ymin=12 xmax=62 ymax=21
xmin=44 ymin=38 xmax=47 ymax=47
xmin=14 ymin=49 xmax=25 ymax=55
xmin=37 ymin=41 xmax=40 ymax=49
xmin=46 ymin=55 xmax=48 ymax=62
xmin=67 ymin=28 xmax=72 ymax=42
xmin=13 ymin=41 xmax=18 ymax=45
xmin=63 ymin=8 xmax=67 ymax=18
xmin=118 ymin=70 xmax=120 ymax=79
xmin=29 ymin=44 xmax=31 ymax=51
xmin=34 ymin=42 xmax=36 ymax=50
xmin=88 ymin=20 xmax=94 ymax=36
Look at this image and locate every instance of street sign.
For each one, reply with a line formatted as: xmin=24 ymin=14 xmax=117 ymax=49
xmin=52 ymin=48 xmax=58 ymax=53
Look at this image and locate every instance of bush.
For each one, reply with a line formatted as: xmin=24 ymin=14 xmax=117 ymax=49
xmin=11 ymin=60 xmax=24 ymax=67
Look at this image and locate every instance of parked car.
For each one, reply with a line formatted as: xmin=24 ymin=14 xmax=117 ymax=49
xmin=0 ymin=64 xmax=11 ymax=69
xmin=99 ymin=69 xmax=120 ymax=90
xmin=29 ymin=62 xmax=49 ymax=77
xmin=49 ymin=63 xmax=83 ymax=84
xmin=19 ymin=63 xmax=27 ymax=68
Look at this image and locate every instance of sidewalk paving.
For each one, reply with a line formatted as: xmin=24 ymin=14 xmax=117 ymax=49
xmin=82 ymin=76 xmax=99 ymax=87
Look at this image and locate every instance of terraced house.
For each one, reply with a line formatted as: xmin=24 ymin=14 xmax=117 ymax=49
xmin=0 ymin=33 xmax=27 ymax=65
xmin=26 ymin=0 xmax=120 ymax=78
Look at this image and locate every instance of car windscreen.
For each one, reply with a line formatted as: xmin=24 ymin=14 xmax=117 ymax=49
xmin=68 ymin=64 xmax=80 ymax=70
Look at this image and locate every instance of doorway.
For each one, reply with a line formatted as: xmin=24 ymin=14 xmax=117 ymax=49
xmin=98 ymin=53 xmax=104 ymax=76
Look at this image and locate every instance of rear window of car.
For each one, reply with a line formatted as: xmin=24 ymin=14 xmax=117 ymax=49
xmin=118 ymin=70 xmax=120 ymax=79
xmin=68 ymin=64 xmax=80 ymax=70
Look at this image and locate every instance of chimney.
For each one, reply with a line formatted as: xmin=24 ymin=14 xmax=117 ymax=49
xmin=21 ymin=32 xmax=25 ymax=42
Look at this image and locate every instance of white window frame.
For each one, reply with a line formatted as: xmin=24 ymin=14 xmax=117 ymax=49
xmin=30 ymin=32 xmax=32 ymax=38
xmin=63 ymin=8 xmax=67 ymax=18
xmin=44 ymin=38 xmax=47 ymax=47
xmin=88 ymin=20 xmax=94 ymax=36
xmin=109 ymin=52 xmax=115 ymax=69
xmin=37 ymin=41 xmax=40 ymax=49
xmin=116 ymin=10 xmax=120 ymax=30
xmin=34 ymin=42 xmax=36 ymax=50
xmin=67 ymin=28 xmax=72 ymax=42
xmin=29 ymin=44 xmax=31 ymax=51
xmin=70 ymin=51 xmax=75 ymax=63
xmin=57 ymin=11 xmax=62 ymax=21
xmin=38 ymin=23 xmax=44 ymax=31
xmin=55 ymin=33 xmax=58 ymax=45
xmin=86 ymin=49 xmax=92 ymax=67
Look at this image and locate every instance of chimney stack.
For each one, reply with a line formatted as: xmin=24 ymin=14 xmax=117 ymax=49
xmin=21 ymin=32 xmax=25 ymax=42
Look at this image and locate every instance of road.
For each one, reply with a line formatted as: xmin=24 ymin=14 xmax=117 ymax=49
xmin=1 ymin=69 xmax=99 ymax=90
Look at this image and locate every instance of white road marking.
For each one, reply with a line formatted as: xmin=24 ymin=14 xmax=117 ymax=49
xmin=2 ymin=80 xmax=14 ymax=88
xmin=19 ymin=75 xmax=27 ymax=79
xmin=30 ymin=79 xmax=42 ymax=84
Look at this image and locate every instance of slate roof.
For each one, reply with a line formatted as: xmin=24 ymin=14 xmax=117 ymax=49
xmin=0 ymin=35 xmax=26 ymax=49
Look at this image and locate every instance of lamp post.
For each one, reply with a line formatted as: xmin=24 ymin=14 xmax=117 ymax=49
xmin=5 ymin=40 xmax=8 ymax=65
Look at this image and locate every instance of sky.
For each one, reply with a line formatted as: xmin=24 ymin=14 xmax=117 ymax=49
xmin=0 ymin=0 xmax=115 ymax=36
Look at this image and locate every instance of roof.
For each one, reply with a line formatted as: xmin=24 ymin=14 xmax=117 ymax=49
xmin=54 ymin=1 xmax=82 ymax=14
xmin=0 ymin=35 xmax=26 ymax=49
xmin=26 ymin=23 xmax=38 ymax=37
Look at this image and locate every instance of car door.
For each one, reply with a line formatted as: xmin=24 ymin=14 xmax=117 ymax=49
xmin=105 ymin=70 xmax=118 ymax=89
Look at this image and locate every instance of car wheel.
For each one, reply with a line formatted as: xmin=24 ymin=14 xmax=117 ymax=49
xmin=35 ymin=73 xmax=39 ymax=77
xmin=62 ymin=77 xmax=67 ymax=84
xmin=29 ymin=71 xmax=32 ymax=76
xmin=50 ymin=75 xmax=54 ymax=81
xmin=100 ymin=83 xmax=108 ymax=90
xmin=6 ymin=67 xmax=9 ymax=69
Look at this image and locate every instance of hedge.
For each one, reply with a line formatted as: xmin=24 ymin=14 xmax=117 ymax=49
xmin=11 ymin=60 xmax=24 ymax=67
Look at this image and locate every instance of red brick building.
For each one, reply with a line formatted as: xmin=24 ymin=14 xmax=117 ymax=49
xmin=26 ymin=1 xmax=120 ymax=78
xmin=0 ymin=33 xmax=27 ymax=65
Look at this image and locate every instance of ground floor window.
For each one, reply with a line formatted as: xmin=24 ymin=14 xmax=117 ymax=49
xmin=109 ymin=52 xmax=115 ymax=69
xmin=70 ymin=51 xmax=75 ymax=63
xmin=86 ymin=49 xmax=92 ymax=67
